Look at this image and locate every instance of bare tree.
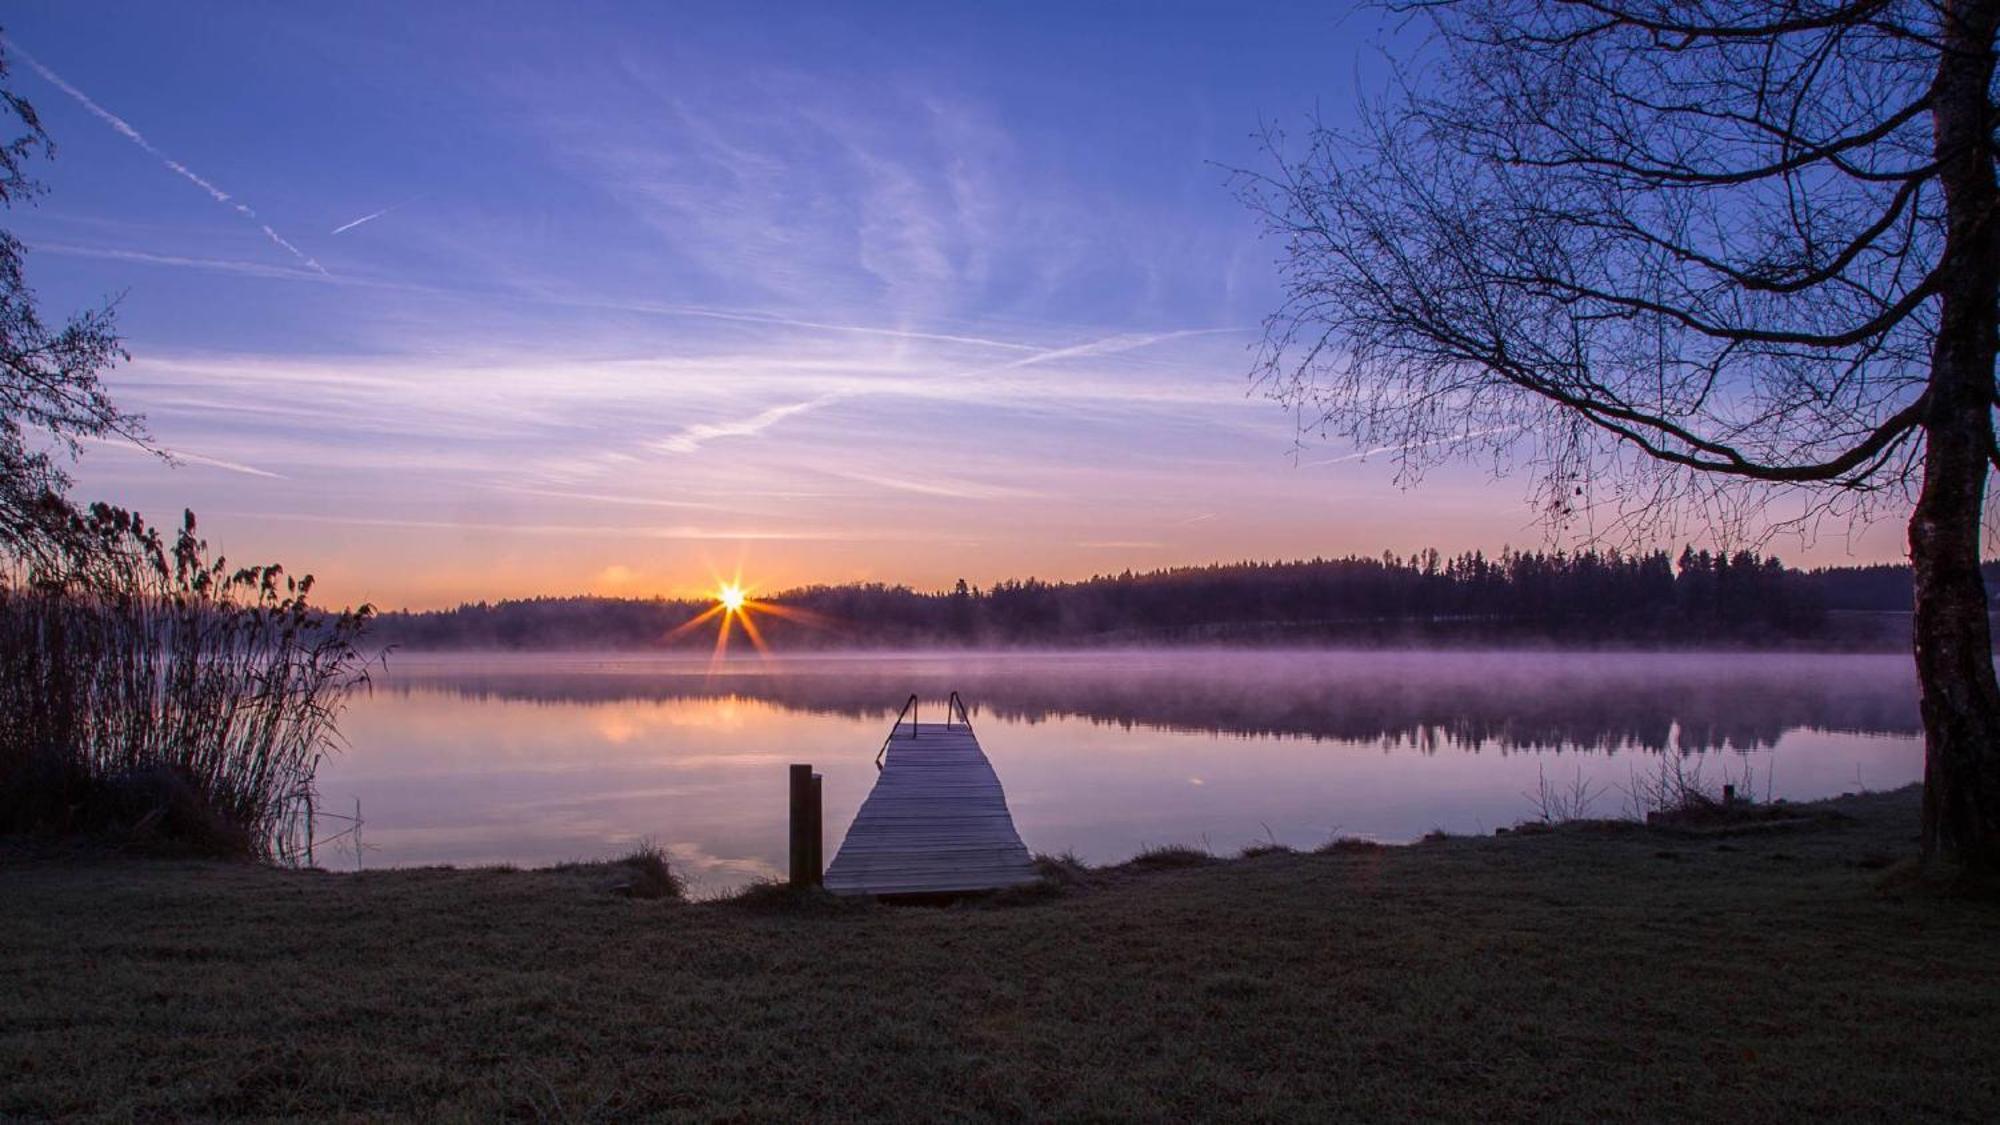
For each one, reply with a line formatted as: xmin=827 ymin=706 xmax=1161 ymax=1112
xmin=1237 ymin=0 xmax=1999 ymax=873
xmin=1 ymin=36 xmax=142 ymax=567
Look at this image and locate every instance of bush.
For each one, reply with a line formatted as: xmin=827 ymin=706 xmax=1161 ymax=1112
xmin=0 ymin=506 xmax=373 ymax=862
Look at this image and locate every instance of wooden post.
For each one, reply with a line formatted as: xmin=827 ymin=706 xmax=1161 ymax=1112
xmin=810 ymin=772 xmax=824 ymax=885
xmin=790 ymin=763 xmax=822 ymax=888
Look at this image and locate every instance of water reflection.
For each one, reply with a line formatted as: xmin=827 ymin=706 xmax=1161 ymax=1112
xmin=318 ymin=651 xmax=1923 ymax=894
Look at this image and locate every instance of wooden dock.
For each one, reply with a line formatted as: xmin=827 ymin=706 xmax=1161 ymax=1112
xmin=822 ymin=695 xmax=1038 ymax=896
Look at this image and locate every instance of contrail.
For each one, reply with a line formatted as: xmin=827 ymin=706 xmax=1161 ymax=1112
xmin=79 ymin=435 xmax=284 ymax=479
xmin=330 ymin=196 xmax=419 ymax=235
xmin=168 ymin=448 xmax=285 ymax=479
xmin=1302 ymin=424 xmax=1526 ymax=467
xmin=330 ymin=207 xmax=393 ymax=235
xmin=3 ymin=37 xmax=328 ymax=275
xmin=977 ymin=328 xmax=1243 ymax=376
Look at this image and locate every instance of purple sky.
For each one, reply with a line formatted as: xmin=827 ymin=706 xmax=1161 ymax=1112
xmin=2 ymin=2 xmax=1910 ymax=609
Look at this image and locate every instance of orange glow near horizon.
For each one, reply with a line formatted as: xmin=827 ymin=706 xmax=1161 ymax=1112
xmin=662 ymin=567 xmax=836 ymax=666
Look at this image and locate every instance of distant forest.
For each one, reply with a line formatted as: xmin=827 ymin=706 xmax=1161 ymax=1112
xmin=369 ymin=549 xmax=2000 ymax=651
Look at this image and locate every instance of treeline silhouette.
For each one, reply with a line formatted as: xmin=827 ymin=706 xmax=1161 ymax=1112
xmin=1808 ymin=560 xmax=2000 ymax=611
xmin=367 ymin=547 xmax=1977 ymax=651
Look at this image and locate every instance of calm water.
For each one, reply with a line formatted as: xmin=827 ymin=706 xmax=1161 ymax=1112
xmin=317 ymin=650 xmax=1923 ymax=895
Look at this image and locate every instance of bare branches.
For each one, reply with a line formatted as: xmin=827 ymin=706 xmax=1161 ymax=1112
xmin=0 ymin=43 xmax=149 ymax=564
xmin=1236 ymin=0 xmax=1970 ymax=544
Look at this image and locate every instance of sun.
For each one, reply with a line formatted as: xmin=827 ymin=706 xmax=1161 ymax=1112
xmin=665 ymin=567 xmax=834 ymax=666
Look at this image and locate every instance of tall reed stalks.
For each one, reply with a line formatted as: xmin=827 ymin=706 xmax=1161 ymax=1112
xmin=0 ymin=505 xmax=373 ymax=862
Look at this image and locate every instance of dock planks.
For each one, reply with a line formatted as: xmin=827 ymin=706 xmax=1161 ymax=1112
xmin=822 ymin=712 xmax=1038 ymax=896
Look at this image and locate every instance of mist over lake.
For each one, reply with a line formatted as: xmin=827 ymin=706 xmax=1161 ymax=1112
xmin=317 ymin=649 xmax=1924 ymax=894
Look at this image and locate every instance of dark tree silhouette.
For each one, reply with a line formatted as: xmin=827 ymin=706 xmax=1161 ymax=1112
xmin=1237 ymin=1 xmax=2000 ymax=874
xmin=370 ymin=546 xmax=1832 ymax=649
xmin=0 ymin=36 xmax=142 ymax=566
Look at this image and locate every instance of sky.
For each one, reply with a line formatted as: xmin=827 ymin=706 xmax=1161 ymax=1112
xmin=0 ymin=2 xmax=1910 ymax=610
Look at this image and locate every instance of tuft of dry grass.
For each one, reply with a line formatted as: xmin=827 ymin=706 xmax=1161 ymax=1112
xmin=2 ymin=786 xmax=1996 ymax=1121
xmin=551 ymin=840 xmax=684 ymax=901
xmin=1032 ymin=850 xmax=1091 ymax=883
xmin=1124 ymin=843 xmax=1214 ymax=870
xmin=1316 ymin=835 xmax=1386 ymax=855
xmin=721 ymin=878 xmax=870 ymax=915
xmin=612 ymin=840 xmax=682 ymax=900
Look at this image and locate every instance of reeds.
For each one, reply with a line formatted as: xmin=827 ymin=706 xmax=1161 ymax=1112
xmin=0 ymin=506 xmax=373 ymax=862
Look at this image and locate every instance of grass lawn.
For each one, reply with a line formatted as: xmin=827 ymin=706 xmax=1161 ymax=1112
xmin=3 ymin=786 xmax=1996 ymax=1121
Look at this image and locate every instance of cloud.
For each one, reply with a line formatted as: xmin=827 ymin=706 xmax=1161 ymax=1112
xmin=1302 ymin=425 xmax=1527 ymax=467
xmin=976 ymin=328 xmax=1242 ymax=376
xmin=30 ymin=238 xmax=1060 ymax=358
xmin=538 ymin=73 xmax=1022 ymax=321
xmin=828 ymin=470 xmax=1041 ymax=500
xmin=652 ymin=395 xmax=846 ymax=455
xmin=4 ymin=36 xmax=328 ymax=275
xmin=564 ymin=296 xmax=1043 ymax=354
xmin=29 ymin=241 xmax=337 ymax=284
xmin=79 ymin=434 xmax=284 ymax=479
xmin=493 ymin=486 xmax=727 ymax=511
xmin=208 ymin=510 xmax=947 ymax=542
xmin=167 ymin=448 xmax=286 ymax=479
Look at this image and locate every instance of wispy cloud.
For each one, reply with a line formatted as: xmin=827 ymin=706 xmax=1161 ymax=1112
xmin=212 ymin=511 xmax=945 ymax=542
xmin=4 ymin=37 xmax=328 ymax=275
xmin=31 ymin=237 xmax=1061 ymax=358
xmin=549 ymin=296 xmax=1044 ymax=353
xmin=167 ymin=449 xmax=286 ymax=479
xmin=653 ymin=395 xmax=846 ymax=455
xmin=493 ymin=486 xmax=728 ymax=511
xmin=538 ymin=72 xmax=1022 ymax=322
xmin=80 ymin=435 xmax=284 ymax=479
xmin=976 ymin=328 xmax=1242 ymax=376
xmin=828 ymin=469 xmax=1041 ymax=500
xmin=1302 ymin=425 xmax=1527 ymax=467
xmin=29 ymin=241 xmax=336 ymax=284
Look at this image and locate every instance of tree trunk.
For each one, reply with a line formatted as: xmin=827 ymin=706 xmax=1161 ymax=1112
xmin=1912 ymin=0 xmax=2000 ymax=874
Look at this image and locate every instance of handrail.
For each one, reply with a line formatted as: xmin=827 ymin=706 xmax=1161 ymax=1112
xmin=946 ymin=690 xmax=971 ymax=729
xmin=876 ymin=693 xmax=919 ymax=768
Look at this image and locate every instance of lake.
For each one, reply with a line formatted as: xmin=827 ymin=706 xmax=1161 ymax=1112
xmin=317 ymin=650 xmax=1924 ymax=895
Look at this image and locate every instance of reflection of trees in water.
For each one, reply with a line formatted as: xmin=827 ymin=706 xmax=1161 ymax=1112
xmin=378 ymin=653 xmax=1921 ymax=753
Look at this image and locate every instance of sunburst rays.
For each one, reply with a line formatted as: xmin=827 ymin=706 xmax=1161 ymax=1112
xmin=663 ymin=566 xmax=833 ymax=667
